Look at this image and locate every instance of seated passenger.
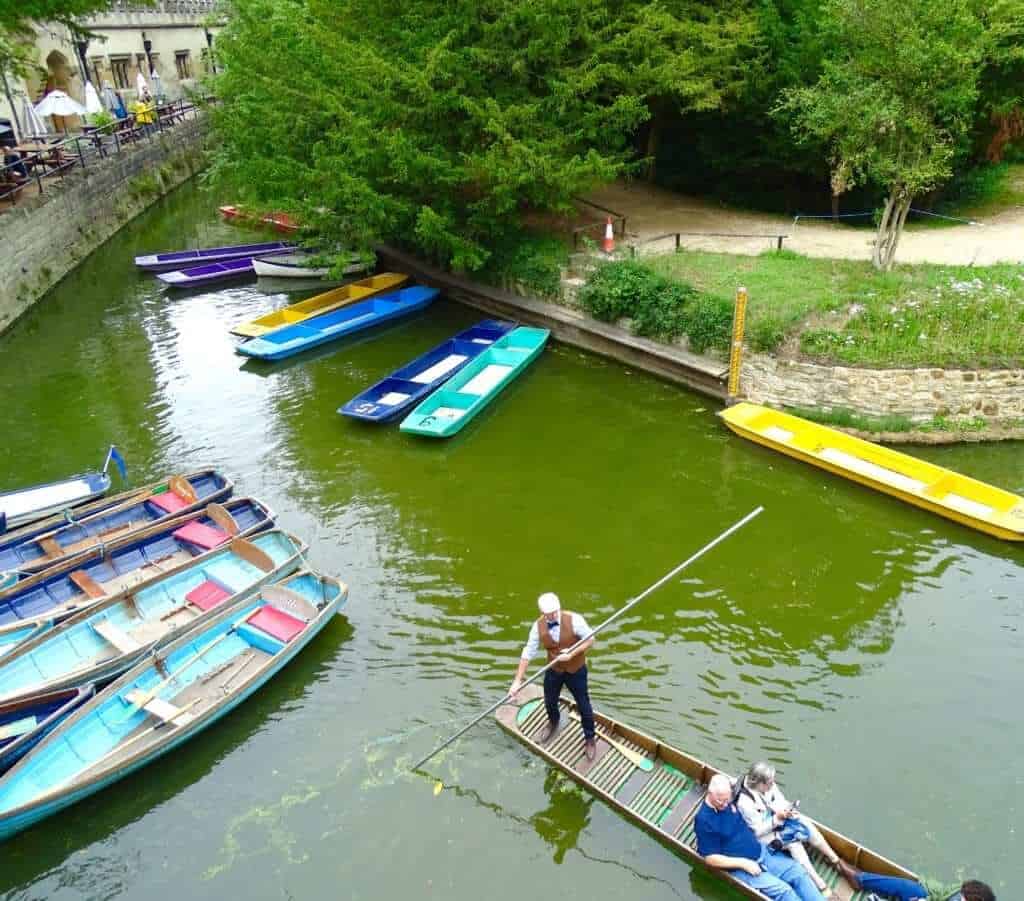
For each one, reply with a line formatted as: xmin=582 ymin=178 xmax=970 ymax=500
xmin=736 ymin=761 xmax=859 ymax=896
xmin=957 ymin=880 xmax=996 ymax=901
xmin=695 ymin=773 xmax=825 ymax=901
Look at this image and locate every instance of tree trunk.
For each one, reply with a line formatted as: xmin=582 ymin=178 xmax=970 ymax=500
xmin=645 ymin=115 xmax=660 ymax=183
xmin=831 ymin=191 xmax=839 ymax=222
xmin=872 ymin=190 xmax=911 ymax=271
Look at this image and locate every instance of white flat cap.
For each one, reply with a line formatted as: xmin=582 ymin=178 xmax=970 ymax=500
xmin=537 ymin=592 xmax=560 ymax=614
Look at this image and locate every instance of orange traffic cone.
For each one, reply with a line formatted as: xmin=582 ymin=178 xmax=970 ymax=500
xmin=602 ymin=217 xmax=615 ymax=254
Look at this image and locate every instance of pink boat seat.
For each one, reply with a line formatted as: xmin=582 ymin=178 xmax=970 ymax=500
xmin=150 ymin=491 xmax=190 ymax=514
xmin=246 ymin=605 xmax=307 ymax=643
xmin=185 ymin=579 xmax=232 ymax=611
xmin=172 ymin=521 xmax=230 ymax=550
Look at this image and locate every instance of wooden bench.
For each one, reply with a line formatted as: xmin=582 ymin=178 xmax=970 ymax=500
xmin=124 ymin=689 xmax=196 ymax=726
xmin=92 ymin=619 xmax=143 ymax=654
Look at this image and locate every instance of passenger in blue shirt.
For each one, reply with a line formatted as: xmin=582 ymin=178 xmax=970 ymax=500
xmin=695 ymin=774 xmax=825 ymax=901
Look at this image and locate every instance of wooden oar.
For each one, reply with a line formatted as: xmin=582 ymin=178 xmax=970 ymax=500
xmin=411 ymin=506 xmax=764 ymax=774
xmin=567 ymin=710 xmax=652 ymax=771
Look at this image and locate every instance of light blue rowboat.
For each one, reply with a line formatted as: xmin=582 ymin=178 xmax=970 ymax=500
xmin=0 ymin=529 xmax=307 ymax=703
xmin=236 ymin=285 xmax=439 ymax=361
xmin=0 ymin=570 xmax=347 ymax=842
xmin=399 ymin=326 xmax=550 ymax=437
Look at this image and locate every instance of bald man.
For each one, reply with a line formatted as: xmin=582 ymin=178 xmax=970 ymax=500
xmin=509 ymin=592 xmax=597 ymax=759
xmin=695 ymin=774 xmax=825 ymax=901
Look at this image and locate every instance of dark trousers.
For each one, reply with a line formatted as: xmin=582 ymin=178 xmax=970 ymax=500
xmin=544 ymin=664 xmax=595 ymax=739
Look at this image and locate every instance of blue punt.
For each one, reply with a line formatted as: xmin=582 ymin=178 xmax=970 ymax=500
xmin=0 ymin=529 xmax=308 ymax=702
xmin=236 ymin=285 xmax=440 ymax=362
xmin=0 ymin=569 xmax=346 ymax=842
xmin=0 ymin=470 xmax=232 ymax=578
xmin=0 ymin=497 xmax=274 ymax=633
xmin=0 ymin=685 xmax=95 ymax=774
xmin=339 ymin=319 xmax=518 ymax=423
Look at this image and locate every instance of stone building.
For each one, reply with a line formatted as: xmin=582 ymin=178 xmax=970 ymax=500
xmin=1 ymin=0 xmax=221 ymax=139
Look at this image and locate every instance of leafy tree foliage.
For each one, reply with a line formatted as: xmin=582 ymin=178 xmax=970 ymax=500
xmin=209 ymin=0 xmax=753 ymax=269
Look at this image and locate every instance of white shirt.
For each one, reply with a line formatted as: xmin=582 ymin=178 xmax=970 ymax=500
xmin=521 ymin=612 xmax=594 ymax=661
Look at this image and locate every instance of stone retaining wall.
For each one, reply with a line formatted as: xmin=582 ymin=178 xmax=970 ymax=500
xmin=0 ymin=118 xmax=208 ymax=334
xmin=742 ymin=353 xmax=1024 ymax=424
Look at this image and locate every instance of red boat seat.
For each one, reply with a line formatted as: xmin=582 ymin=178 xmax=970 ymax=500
xmin=150 ymin=491 xmax=190 ymax=514
xmin=172 ymin=521 xmax=230 ymax=550
xmin=185 ymin=579 xmax=232 ymax=611
xmin=246 ymin=605 xmax=306 ymax=643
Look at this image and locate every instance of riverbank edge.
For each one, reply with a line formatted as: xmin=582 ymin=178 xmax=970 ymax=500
xmin=0 ymin=118 xmax=209 ymax=335
xmin=379 ymin=245 xmax=1022 ymax=445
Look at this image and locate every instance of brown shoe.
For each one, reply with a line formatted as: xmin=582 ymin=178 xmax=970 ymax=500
xmin=835 ymin=859 xmax=860 ymax=887
xmin=584 ymin=737 xmax=596 ymax=760
xmin=539 ymin=719 xmax=559 ymax=744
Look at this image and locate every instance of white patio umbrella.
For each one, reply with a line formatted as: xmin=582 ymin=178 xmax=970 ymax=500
xmin=136 ymin=70 xmax=149 ymax=96
xmin=20 ymin=95 xmax=48 ymax=138
xmin=34 ymin=90 xmax=88 ymax=118
xmin=84 ymin=81 xmax=103 ymax=115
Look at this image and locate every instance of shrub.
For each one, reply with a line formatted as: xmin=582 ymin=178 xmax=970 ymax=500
xmin=681 ymin=293 xmax=733 ymax=353
xmin=747 ymin=315 xmax=788 ymax=352
xmin=480 ymin=232 xmax=566 ymax=299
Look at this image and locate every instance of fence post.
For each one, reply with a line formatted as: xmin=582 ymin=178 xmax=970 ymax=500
xmin=727 ymin=286 xmax=748 ymax=400
xmin=76 ymin=138 xmax=86 ymax=169
xmin=675 ymin=233 xmax=681 ymax=252
xmin=777 ymin=235 xmax=784 ymax=251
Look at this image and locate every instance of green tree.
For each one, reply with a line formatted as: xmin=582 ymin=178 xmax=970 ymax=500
xmin=209 ymin=0 xmax=751 ymax=271
xmin=778 ymin=0 xmax=985 ymax=270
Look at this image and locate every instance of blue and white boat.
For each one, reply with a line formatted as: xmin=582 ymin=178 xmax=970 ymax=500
xmin=0 ymin=529 xmax=307 ymax=700
xmin=339 ymin=319 xmax=518 ymax=423
xmin=0 ymin=470 xmax=232 ymax=578
xmin=236 ymin=285 xmax=439 ymax=362
xmin=0 ymin=497 xmax=273 ymax=609
xmin=0 ymin=570 xmax=346 ymax=841
xmin=0 ymin=685 xmax=95 ymax=774
xmin=134 ymin=241 xmax=295 ymax=273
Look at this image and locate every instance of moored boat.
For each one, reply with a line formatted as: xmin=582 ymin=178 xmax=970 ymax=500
xmin=134 ymin=241 xmax=295 ymax=273
xmin=0 ymin=685 xmax=95 ymax=774
xmin=237 ymin=285 xmax=439 ymax=362
xmin=229 ymin=272 xmax=409 ymax=338
xmin=720 ymin=403 xmax=1024 ymax=541
xmin=0 ymin=529 xmax=308 ymax=701
xmin=340 ymin=319 xmax=518 ymax=423
xmin=0 ymin=470 xmax=233 ymax=578
xmin=0 ymin=569 xmax=346 ymax=841
xmin=157 ymin=253 xmax=298 ymax=288
xmin=252 ymin=253 xmax=366 ymax=279
xmin=0 ymin=496 xmax=273 ymax=605
xmin=399 ymin=326 xmax=549 ymax=437
xmin=218 ymin=205 xmax=300 ymax=234
xmin=497 ymin=685 xmax=924 ymax=900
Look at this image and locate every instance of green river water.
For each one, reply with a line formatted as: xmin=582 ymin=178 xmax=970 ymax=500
xmin=0 ymin=182 xmax=1020 ymax=899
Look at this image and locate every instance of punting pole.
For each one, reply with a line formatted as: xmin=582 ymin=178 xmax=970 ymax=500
xmin=410 ymin=505 xmax=764 ymax=774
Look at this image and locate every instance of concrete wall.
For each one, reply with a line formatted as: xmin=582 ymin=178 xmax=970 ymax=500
xmin=0 ymin=117 xmax=207 ymax=334
xmin=741 ymin=352 xmax=1024 ymax=425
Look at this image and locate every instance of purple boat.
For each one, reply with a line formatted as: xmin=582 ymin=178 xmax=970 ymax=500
xmin=157 ymin=250 xmax=299 ymax=288
xmin=135 ymin=241 xmax=295 ymax=272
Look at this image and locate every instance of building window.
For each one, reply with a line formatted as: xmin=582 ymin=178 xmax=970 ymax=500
xmin=110 ymin=57 xmax=131 ymax=89
xmin=90 ymin=56 xmax=105 ymax=86
xmin=175 ymin=51 xmax=192 ymax=80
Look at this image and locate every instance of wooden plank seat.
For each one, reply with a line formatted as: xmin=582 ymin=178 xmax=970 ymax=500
xmin=184 ymin=579 xmax=232 ymax=612
xmin=69 ymin=569 xmax=106 ymax=600
xmin=246 ymin=605 xmax=306 ymax=643
xmin=92 ymin=619 xmax=143 ymax=653
xmin=171 ymin=521 xmax=230 ymax=550
xmin=124 ymin=690 xmax=196 ymax=726
xmin=149 ymin=491 xmax=190 ymax=514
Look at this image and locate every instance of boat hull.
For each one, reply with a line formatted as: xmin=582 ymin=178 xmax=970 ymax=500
xmin=0 ymin=685 xmax=95 ymax=774
xmin=1 ymin=472 xmax=111 ymax=532
xmin=0 ymin=571 xmax=345 ymax=841
xmin=134 ymin=242 xmax=294 ymax=272
xmin=399 ymin=326 xmax=549 ymax=437
xmin=720 ymin=403 xmax=1024 ymax=541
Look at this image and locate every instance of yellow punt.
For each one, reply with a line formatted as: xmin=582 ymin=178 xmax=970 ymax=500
xmin=720 ymin=402 xmax=1024 ymax=541
xmin=229 ymin=272 xmax=409 ymax=338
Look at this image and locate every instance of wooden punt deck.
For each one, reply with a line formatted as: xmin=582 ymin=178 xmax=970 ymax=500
xmin=497 ymin=686 xmax=919 ymax=901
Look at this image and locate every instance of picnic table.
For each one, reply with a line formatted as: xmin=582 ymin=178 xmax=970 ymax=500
xmin=13 ymin=142 xmax=74 ymax=175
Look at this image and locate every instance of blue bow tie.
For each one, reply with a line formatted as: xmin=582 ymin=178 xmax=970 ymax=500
xmin=546 ymin=620 xmax=559 ymax=630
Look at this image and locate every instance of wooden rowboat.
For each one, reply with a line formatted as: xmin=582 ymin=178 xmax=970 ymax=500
xmin=218 ymin=205 xmax=300 ymax=234
xmin=0 ymin=469 xmax=233 ymax=578
xmin=236 ymin=285 xmax=439 ymax=362
xmin=720 ymin=403 xmax=1024 ymax=541
xmin=0 ymin=529 xmax=307 ymax=700
xmin=156 ymin=253 xmax=300 ymax=288
xmin=230 ymin=272 xmax=409 ymax=338
xmin=133 ymin=241 xmax=294 ymax=273
xmin=0 ymin=569 xmax=346 ymax=842
xmin=0 ymin=685 xmax=95 ymax=774
xmin=400 ymin=326 xmax=549 ymax=437
xmin=251 ymin=253 xmax=367 ymax=279
xmin=340 ymin=319 xmax=518 ymax=423
xmin=1 ymin=470 xmax=111 ymax=534
xmin=497 ymin=686 xmax=924 ymax=901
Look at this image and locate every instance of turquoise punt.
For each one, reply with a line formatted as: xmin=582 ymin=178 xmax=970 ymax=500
xmin=0 ymin=529 xmax=306 ymax=682
xmin=0 ymin=570 xmax=347 ymax=842
xmin=399 ymin=326 xmax=550 ymax=437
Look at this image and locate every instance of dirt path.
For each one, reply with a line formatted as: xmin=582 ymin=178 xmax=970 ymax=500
xmin=585 ymin=181 xmax=1024 ymax=267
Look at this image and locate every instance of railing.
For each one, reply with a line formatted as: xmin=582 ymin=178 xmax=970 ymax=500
xmin=571 ymin=196 xmax=628 ymax=250
xmin=628 ymin=230 xmax=789 ymax=256
xmin=0 ymin=99 xmax=204 ymax=206
xmin=97 ymin=0 xmax=218 ymax=14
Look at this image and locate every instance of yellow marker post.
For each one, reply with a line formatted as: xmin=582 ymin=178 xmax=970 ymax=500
xmin=727 ymin=286 xmax=748 ymax=400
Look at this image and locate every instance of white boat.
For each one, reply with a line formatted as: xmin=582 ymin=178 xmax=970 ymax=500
xmin=252 ymin=253 xmax=366 ymax=279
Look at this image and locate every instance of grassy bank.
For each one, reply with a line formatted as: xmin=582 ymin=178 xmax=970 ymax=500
xmin=645 ymin=249 xmax=1024 ymax=367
